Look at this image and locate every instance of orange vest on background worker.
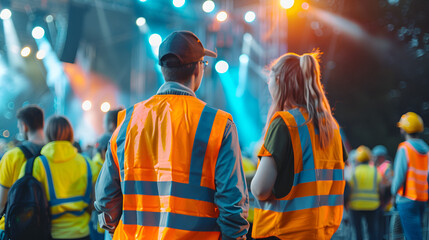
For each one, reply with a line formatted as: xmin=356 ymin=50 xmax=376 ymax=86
xmin=397 ymin=141 xmax=429 ymax=201
xmin=109 ymin=94 xmax=232 ymax=239
xmin=252 ymin=108 xmax=345 ymax=240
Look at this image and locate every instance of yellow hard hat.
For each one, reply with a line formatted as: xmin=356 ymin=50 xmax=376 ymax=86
xmin=355 ymin=145 xmax=371 ymax=163
xmin=397 ymin=112 xmax=424 ymax=134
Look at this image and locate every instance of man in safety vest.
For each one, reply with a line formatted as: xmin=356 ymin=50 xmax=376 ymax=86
xmin=348 ymin=145 xmax=381 ymax=240
xmin=391 ymin=112 xmax=428 ymax=240
xmin=94 ymin=30 xmax=249 ymax=239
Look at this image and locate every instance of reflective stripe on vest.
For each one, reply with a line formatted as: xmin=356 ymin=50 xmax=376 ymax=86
xmin=252 ymin=108 xmax=345 ymax=239
xmin=111 ymin=96 xmax=231 ymax=239
xmin=350 ymin=165 xmax=379 ymax=210
xmin=39 ymin=155 xmax=92 ymax=220
xmin=398 ymin=141 xmax=429 ymax=201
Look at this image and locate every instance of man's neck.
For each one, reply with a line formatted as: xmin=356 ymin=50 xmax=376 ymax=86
xmin=27 ymin=130 xmax=45 ymax=145
xmin=405 ymin=135 xmax=419 ymax=141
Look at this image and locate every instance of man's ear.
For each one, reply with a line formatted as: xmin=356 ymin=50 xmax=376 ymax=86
xmin=23 ymin=123 xmax=29 ymax=133
xmin=192 ymin=63 xmax=201 ymax=78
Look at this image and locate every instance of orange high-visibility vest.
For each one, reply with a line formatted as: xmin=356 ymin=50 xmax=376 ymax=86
xmin=253 ymin=108 xmax=345 ymax=240
xmin=109 ymin=94 xmax=231 ymax=240
xmin=397 ymin=141 xmax=429 ymax=201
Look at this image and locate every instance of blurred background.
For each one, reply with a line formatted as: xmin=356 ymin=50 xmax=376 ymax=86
xmin=0 ymin=0 xmax=428 ymax=158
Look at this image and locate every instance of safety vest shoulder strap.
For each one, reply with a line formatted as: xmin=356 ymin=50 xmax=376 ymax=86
xmin=39 ymin=155 xmax=92 ymax=220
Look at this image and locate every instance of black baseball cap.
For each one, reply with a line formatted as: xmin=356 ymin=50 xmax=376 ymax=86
xmin=159 ymin=31 xmax=217 ymax=67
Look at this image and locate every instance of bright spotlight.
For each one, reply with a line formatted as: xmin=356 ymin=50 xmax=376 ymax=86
xmin=202 ymin=0 xmax=215 ymax=13
xmin=100 ymin=102 xmax=111 ymax=113
xmin=139 ymin=0 xmax=147 ymax=2
xmin=136 ymin=17 xmax=146 ymax=27
xmin=149 ymin=34 xmax=162 ymax=47
xmin=280 ymin=0 xmax=295 ymax=9
xmin=239 ymin=54 xmax=249 ymax=64
xmin=0 ymin=9 xmax=12 ymax=20
xmin=32 ymin=26 xmax=45 ymax=39
xmin=173 ymin=0 xmax=185 ymax=8
xmin=82 ymin=100 xmax=92 ymax=111
xmin=20 ymin=47 xmax=31 ymax=57
xmin=244 ymin=11 xmax=256 ymax=23
xmin=36 ymin=50 xmax=46 ymax=60
xmin=216 ymin=11 xmax=228 ymax=22
xmin=215 ymin=60 xmax=229 ymax=74
xmin=45 ymin=15 xmax=54 ymax=23
xmin=301 ymin=2 xmax=309 ymax=10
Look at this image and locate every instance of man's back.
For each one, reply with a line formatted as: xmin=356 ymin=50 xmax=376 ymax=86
xmin=95 ymin=82 xmax=249 ymax=239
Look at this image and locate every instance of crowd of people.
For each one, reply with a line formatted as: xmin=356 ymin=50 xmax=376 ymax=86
xmin=0 ymin=30 xmax=427 ymax=240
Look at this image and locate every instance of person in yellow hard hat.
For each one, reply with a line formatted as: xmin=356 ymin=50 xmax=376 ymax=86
xmin=392 ymin=112 xmax=428 ymax=240
xmin=348 ymin=145 xmax=381 ymax=240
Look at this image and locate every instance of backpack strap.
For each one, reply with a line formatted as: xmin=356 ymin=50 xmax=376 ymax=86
xmin=24 ymin=155 xmax=37 ymax=176
xmin=18 ymin=145 xmax=34 ymax=160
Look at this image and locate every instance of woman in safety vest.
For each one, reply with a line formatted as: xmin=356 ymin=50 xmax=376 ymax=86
xmin=20 ymin=115 xmax=97 ymax=240
xmin=251 ymin=52 xmax=347 ymax=240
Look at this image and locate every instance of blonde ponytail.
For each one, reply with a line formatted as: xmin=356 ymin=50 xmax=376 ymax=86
xmin=264 ymin=51 xmax=335 ymax=148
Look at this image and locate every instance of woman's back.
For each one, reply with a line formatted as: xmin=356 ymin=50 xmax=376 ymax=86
xmin=21 ymin=141 xmax=96 ymax=239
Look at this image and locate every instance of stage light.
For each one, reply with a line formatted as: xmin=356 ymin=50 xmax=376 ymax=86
xmin=2 ymin=130 xmax=10 ymax=138
xmin=215 ymin=60 xmax=229 ymax=74
xmin=45 ymin=15 xmax=54 ymax=23
xmin=244 ymin=11 xmax=256 ymax=23
xmin=239 ymin=54 xmax=249 ymax=64
xmin=20 ymin=47 xmax=31 ymax=57
xmin=301 ymin=2 xmax=309 ymax=10
xmin=280 ymin=0 xmax=294 ymax=9
xmin=32 ymin=26 xmax=45 ymax=39
xmin=216 ymin=11 xmax=228 ymax=22
xmin=139 ymin=0 xmax=147 ymax=2
xmin=149 ymin=33 xmax=162 ymax=47
xmin=82 ymin=100 xmax=92 ymax=111
xmin=136 ymin=17 xmax=146 ymax=27
xmin=173 ymin=0 xmax=185 ymax=8
xmin=202 ymin=0 xmax=215 ymax=13
xmin=100 ymin=102 xmax=111 ymax=113
xmin=36 ymin=50 xmax=46 ymax=60
xmin=0 ymin=9 xmax=12 ymax=20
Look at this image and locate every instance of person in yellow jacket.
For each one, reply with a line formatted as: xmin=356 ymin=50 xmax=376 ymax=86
xmin=348 ymin=145 xmax=381 ymax=240
xmin=94 ymin=31 xmax=249 ymax=240
xmin=0 ymin=105 xmax=45 ymax=238
xmin=391 ymin=112 xmax=428 ymax=240
xmin=19 ymin=115 xmax=98 ymax=240
xmin=251 ymin=52 xmax=347 ymax=240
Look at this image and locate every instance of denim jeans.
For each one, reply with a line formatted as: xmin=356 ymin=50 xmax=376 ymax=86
xmin=397 ymin=200 xmax=425 ymax=240
xmin=350 ymin=209 xmax=379 ymax=240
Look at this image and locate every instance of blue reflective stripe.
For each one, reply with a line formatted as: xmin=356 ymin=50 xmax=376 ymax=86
xmin=51 ymin=210 xmax=87 ymax=220
xmin=124 ymin=180 xmax=215 ymax=202
xmin=189 ymin=105 xmax=217 ymax=185
xmin=294 ymin=169 xmax=344 ymax=185
xmin=39 ymin=155 xmax=92 ymax=206
xmin=39 ymin=155 xmax=57 ymax=201
xmin=255 ymin=194 xmax=343 ymax=213
xmin=122 ymin=210 xmax=220 ymax=232
xmin=84 ymin=157 xmax=92 ymax=201
xmin=288 ymin=109 xmax=315 ymax=171
xmin=116 ymin=106 xmax=134 ymax=181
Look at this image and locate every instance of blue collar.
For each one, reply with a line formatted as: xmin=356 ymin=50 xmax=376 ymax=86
xmin=156 ymin=81 xmax=196 ymax=97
